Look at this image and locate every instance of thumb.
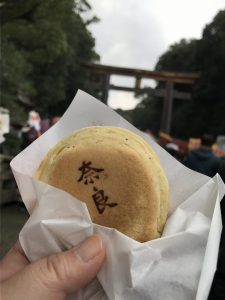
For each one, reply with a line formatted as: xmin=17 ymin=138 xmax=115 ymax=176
xmin=2 ymin=235 xmax=106 ymax=300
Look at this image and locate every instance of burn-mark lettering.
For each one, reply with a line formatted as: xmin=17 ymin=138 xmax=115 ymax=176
xmin=77 ymin=161 xmax=118 ymax=214
xmin=78 ymin=161 xmax=104 ymax=185
xmin=92 ymin=187 xmax=118 ymax=214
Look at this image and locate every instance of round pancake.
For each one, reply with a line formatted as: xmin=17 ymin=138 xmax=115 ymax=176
xmin=34 ymin=126 xmax=169 ymax=242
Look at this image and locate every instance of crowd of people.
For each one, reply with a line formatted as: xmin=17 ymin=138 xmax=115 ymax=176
xmin=157 ymin=132 xmax=225 ymax=183
xmin=2 ymin=111 xmax=225 ymax=182
xmin=0 ymin=111 xmax=61 ymax=156
xmin=20 ymin=111 xmax=60 ymax=149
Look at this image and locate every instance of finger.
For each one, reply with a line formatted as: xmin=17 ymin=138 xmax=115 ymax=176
xmin=1 ymin=235 xmax=106 ymax=300
xmin=0 ymin=240 xmax=29 ymax=281
xmin=36 ymin=234 xmax=106 ymax=294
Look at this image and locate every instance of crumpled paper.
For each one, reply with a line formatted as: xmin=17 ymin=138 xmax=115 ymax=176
xmin=10 ymin=90 xmax=225 ymax=300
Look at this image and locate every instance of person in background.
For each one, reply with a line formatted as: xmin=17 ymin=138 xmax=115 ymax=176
xmin=184 ymin=134 xmax=221 ymax=177
xmin=165 ymin=142 xmax=183 ymax=162
xmin=50 ymin=116 xmax=61 ymax=126
xmin=21 ymin=111 xmax=42 ymax=149
xmin=185 ymin=135 xmax=225 ymax=300
xmin=21 ymin=112 xmax=52 ymax=149
xmin=218 ymin=158 xmax=225 ymax=183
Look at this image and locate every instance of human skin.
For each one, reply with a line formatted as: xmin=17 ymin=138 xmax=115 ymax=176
xmin=0 ymin=235 xmax=106 ymax=300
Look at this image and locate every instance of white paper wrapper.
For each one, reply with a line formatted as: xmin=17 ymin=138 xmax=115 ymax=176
xmin=10 ymin=90 xmax=225 ymax=300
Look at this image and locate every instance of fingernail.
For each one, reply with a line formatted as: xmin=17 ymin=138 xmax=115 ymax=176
xmin=75 ymin=235 xmax=103 ymax=262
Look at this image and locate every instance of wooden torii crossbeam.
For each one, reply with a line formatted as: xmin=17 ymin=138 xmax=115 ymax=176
xmin=82 ymin=62 xmax=200 ymax=134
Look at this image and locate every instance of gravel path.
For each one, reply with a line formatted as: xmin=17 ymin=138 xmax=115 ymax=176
xmin=0 ymin=203 xmax=29 ymax=258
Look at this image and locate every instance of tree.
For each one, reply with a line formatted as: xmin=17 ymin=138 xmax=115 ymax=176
xmin=132 ymin=9 xmax=225 ymax=138
xmin=195 ymin=10 xmax=225 ymax=136
xmin=0 ymin=0 xmax=99 ymax=122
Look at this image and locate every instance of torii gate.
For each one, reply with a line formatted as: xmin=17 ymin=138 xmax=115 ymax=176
xmin=82 ymin=62 xmax=200 ymax=134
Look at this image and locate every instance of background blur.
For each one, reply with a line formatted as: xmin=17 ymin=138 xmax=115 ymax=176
xmin=0 ymin=1 xmax=225 ymax=257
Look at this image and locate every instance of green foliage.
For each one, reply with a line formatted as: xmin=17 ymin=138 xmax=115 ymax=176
xmin=132 ymin=9 xmax=225 ymax=138
xmin=155 ymin=38 xmax=200 ymax=73
xmin=196 ymin=10 xmax=225 ymax=136
xmin=1 ymin=36 xmax=35 ymax=123
xmin=0 ymin=0 xmax=99 ymax=122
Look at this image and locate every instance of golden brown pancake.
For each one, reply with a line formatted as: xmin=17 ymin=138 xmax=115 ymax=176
xmin=34 ymin=126 xmax=169 ymax=242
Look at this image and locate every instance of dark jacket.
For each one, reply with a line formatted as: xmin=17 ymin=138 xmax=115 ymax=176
xmin=185 ymin=147 xmax=221 ymax=177
xmin=218 ymin=159 xmax=225 ymax=183
xmin=208 ymin=196 xmax=225 ymax=300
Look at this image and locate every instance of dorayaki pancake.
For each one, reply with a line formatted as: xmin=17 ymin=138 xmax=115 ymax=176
xmin=34 ymin=126 xmax=169 ymax=242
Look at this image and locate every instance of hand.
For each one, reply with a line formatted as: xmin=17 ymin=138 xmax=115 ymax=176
xmin=0 ymin=235 xmax=106 ymax=300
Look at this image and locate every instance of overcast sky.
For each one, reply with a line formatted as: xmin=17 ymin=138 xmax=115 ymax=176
xmin=87 ymin=0 xmax=224 ymax=110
